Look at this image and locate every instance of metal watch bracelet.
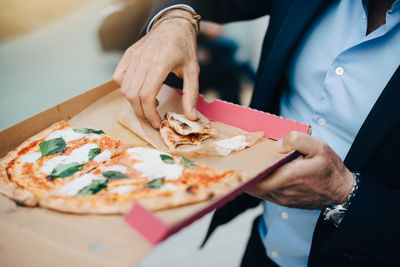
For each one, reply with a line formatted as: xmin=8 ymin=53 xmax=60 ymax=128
xmin=323 ymin=171 xmax=360 ymax=227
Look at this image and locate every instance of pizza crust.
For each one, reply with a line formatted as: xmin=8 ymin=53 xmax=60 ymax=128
xmin=137 ymin=171 xmax=244 ymax=211
xmin=165 ymin=112 xmax=217 ymax=136
xmin=0 ymin=121 xmax=68 ymax=206
xmin=0 ymin=151 xmax=37 ymax=206
xmin=1 ymin=120 xmax=247 ymax=215
xmin=39 ymin=171 xmax=244 ymax=214
xmin=159 ymin=120 xmax=210 ymax=150
xmin=39 ymin=194 xmax=135 ymax=214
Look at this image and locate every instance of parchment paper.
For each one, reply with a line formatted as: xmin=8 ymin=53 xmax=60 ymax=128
xmin=117 ymin=85 xmax=264 ymax=156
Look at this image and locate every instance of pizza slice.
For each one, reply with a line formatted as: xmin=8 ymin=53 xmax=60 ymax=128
xmin=165 ymin=112 xmax=217 ymax=136
xmin=160 ymin=120 xmax=211 ymax=150
xmin=1 ymin=121 xmax=244 ymax=214
xmin=39 ymin=147 xmax=244 ymax=213
xmin=160 ymin=112 xmax=217 ymax=149
xmin=0 ymin=121 xmax=123 ymax=205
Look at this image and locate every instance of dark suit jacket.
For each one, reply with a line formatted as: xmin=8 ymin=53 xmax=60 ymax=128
xmin=147 ymin=1 xmax=400 ymax=266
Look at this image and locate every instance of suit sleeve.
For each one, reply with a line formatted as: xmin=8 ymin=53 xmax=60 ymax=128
xmin=148 ymin=0 xmax=273 ymax=24
xmin=311 ymin=172 xmax=400 ymax=264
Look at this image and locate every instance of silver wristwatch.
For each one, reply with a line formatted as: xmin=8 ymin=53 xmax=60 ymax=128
xmin=323 ymin=172 xmax=360 ymax=227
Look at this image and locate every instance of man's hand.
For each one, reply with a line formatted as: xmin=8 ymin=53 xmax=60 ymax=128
xmin=113 ymin=10 xmax=200 ymax=128
xmin=246 ymin=131 xmax=355 ymax=210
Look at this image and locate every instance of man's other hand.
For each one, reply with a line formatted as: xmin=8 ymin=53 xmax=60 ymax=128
xmin=113 ymin=10 xmax=200 ymax=128
xmin=246 ymin=131 xmax=355 ymax=209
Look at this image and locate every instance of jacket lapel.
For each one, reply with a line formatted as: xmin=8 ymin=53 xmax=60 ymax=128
xmin=250 ymin=0 xmax=332 ymax=111
xmin=344 ymin=66 xmax=400 ymax=170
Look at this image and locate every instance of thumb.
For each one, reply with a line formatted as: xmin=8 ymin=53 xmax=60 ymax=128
xmin=274 ymin=131 xmax=317 ymax=155
xmin=182 ymin=64 xmax=200 ymax=120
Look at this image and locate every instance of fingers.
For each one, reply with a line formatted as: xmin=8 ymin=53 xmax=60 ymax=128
xmin=248 ymin=157 xmax=313 ymax=193
xmin=113 ymin=50 xmax=132 ymax=85
xmin=140 ymin=65 xmax=170 ymax=128
xmin=275 ymin=131 xmax=323 ymax=155
xmin=121 ymin=56 xmax=146 ymax=119
xmin=182 ymin=63 xmax=200 ymax=120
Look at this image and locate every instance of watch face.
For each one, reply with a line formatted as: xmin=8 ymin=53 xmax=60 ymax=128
xmin=331 ymin=211 xmax=345 ymax=221
xmin=326 ymin=209 xmax=346 ymax=226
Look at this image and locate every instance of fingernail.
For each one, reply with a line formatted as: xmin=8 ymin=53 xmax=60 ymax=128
xmin=274 ymin=139 xmax=283 ymax=150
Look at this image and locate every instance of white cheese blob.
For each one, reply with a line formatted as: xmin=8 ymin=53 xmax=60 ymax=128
xmin=47 ymin=129 xmax=87 ymax=142
xmin=160 ymin=183 xmax=179 ymax=191
xmin=127 ymin=147 xmax=183 ymax=180
xmin=57 ymin=173 xmax=104 ymax=196
xmin=110 ymin=185 xmax=137 ymax=194
xmin=40 ymin=143 xmax=99 ymax=175
xmin=19 ymin=152 xmax=42 ymax=163
xmin=101 ymin=164 xmax=127 ymax=173
xmin=214 ymin=135 xmax=249 ymax=156
xmin=94 ymin=149 xmax=111 ymax=162
xmin=46 ymin=128 xmax=101 ymax=142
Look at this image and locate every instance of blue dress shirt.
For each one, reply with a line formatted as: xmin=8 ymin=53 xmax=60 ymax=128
xmin=259 ymin=0 xmax=400 ymax=266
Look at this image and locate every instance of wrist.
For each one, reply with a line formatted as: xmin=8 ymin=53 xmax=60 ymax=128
xmin=323 ymin=171 xmax=360 ymax=227
xmin=337 ymin=169 xmax=356 ymax=204
xmin=151 ymin=8 xmax=201 ymax=35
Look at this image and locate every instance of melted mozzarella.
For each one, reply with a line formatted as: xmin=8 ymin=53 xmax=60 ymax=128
xmin=110 ymin=185 xmax=137 ymax=194
xmin=160 ymin=183 xmax=179 ymax=191
xmin=58 ymin=173 xmax=104 ymax=196
xmin=19 ymin=152 xmax=42 ymax=163
xmin=46 ymin=128 xmax=101 ymax=142
xmin=101 ymin=165 xmax=127 ymax=173
xmin=40 ymin=143 xmax=99 ymax=175
xmin=94 ymin=149 xmax=111 ymax=162
xmin=127 ymin=147 xmax=183 ymax=180
xmin=47 ymin=129 xmax=86 ymax=142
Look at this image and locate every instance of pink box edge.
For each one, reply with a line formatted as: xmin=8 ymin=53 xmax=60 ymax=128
xmin=124 ymin=90 xmax=310 ymax=245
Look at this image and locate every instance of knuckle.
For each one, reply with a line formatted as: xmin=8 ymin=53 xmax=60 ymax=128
xmin=319 ymin=142 xmax=331 ymax=155
xmin=120 ymin=86 xmax=127 ymax=95
xmin=113 ymin=74 xmax=122 ymax=84
xmin=139 ymin=90 xmax=151 ymax=102
xmin=281 ymin=168 xmax=294 ymax=179
xmin=286 ymin=131 xmax=300 ymax=145
xmin=126 ymin=91 xmax=138 ymax=102
xmin=187 ymin=62 xmax=200 ymax=75
xmin=190 ymin=62 xmax=200 ymax=73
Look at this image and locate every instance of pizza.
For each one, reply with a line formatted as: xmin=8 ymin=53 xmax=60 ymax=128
xmin=0 ymin=121 xmax=243 ymax=214
xmin=160 ymin=112 xmax=217 ymax=149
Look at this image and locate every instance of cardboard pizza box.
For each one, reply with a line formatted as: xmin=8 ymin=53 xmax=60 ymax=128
xmin=0 ymin=81 xmax=310 ymax=266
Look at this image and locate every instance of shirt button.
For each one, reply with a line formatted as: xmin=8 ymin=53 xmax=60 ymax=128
xmin=335 ymin=67 xmax=344 ymax=75
xmin=281 ymin=211 xmax=289 ymax=220
xmin=271 ymin=250 xmax=279 ymax=258
xmin=318 ymin=118 xmax=326 ymax=126
xmin=362 ymin=13 xmax=367 ymax=20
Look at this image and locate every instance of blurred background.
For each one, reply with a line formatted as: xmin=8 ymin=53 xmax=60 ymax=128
xmin=0 ymin=0 xmax=267 ymax=265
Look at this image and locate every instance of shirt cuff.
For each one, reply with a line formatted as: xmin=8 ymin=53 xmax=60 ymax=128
xmin=146 ymin=4 xmax=195 ymax=33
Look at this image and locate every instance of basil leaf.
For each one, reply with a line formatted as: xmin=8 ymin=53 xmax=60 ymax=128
xmin=77 ymin=179 xmax=108 ymax=196
xmin=88 ymin=148 xmax=101 ymax=161
xmin=39 ymin=137 xmax=66 ymax=156
xmin=50 ymin=162 xmax=84 ymax=178
xmin=73 ymin=128 xmax=105 ymax=135
xmin=160 ymin=154 xmax=174 ymax=164
xmin=102 ymin=171 xmax=129 ymax=180
xmin=144 ymin=178 xmax=164 ymax=188
xmin=181 ymin=156 xmax=196 ymax=168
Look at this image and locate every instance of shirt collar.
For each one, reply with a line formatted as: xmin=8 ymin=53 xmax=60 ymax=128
xmin=391 ymin=0 xmax=400 ymax=12
xmin=362 ymin=0 xmax=400 ymax=14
